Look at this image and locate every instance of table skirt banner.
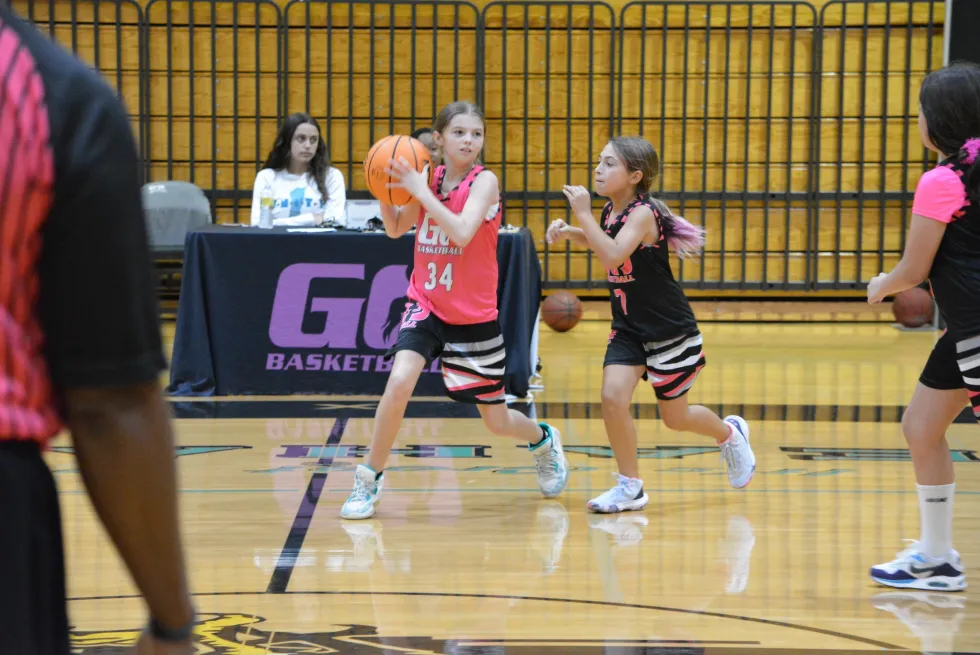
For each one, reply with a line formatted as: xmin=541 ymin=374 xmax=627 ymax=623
xmin=165 ymin=226 xmax=541 ymax=398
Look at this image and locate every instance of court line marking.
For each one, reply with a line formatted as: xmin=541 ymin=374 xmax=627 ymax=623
xmin=65 ymin=590 xmax=909 ymax=651
xmin=265 ymin=417 xmax=347 ymax=593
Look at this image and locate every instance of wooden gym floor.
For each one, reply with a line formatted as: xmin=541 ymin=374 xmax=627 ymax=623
xmin=51 ymin=301 xmax=980 ymax=654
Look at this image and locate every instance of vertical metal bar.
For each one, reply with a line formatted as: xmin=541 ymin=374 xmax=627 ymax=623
xmin=347 ymin=0 xmax=355 ymax=185
xmin=232 ymin=0 xmax=239 ymax=220
xmin=304 ymin=0 xmax=311 ymax=113
xmin=899 ymin=4 xmax=914 ymax=257
xmin=834 ymin=10 xmax=846 ymax=288
xmin=762 ymin=5 xmax=776 ymax=288
xmin=501 ymin=5 xmax=508 ymax=207
xmin=522 ymin=3 xmax=531 ymax=281
xmin=257 ymin=0 xmax=265 ymax=182
xmin=808 ymin=2 xmax=824 ymax=290
xmin=326 ymin=2 xmax=333 ymax=167
xmin=855 ymin=2 xmax=869 ymax=287
xmin=410 ymin=4 xmax=417 ymax=127
xmin=544 ymin=3 xmax=552 ymax=282
xmin=698 ymin=4 xmax=711 ymax=288
xmin=678 ymin=2 xmax=691 ymax=284
xmin=878 ymin=2 xmax=891 ymax=280
xmin=616 ymin=3 xmax=625 ymax=135
xmin=166 ymin=1 xmax=173 ymax=180
xmin=368 ymin=1 xmax=376 ymax=148
xmin=740 ymin=4 xmax=754 ymax=290
xmin=453 ymin=3 xmax=460 ymax=100
xmin=92 ymin=0 xmax=102 ymax=78
xmin=565 ymin=3 xmax=573 ymax=287
xmin=784 ymin=3 xmax=798 ymax=290
xmin=69 ymin=0 xmax=77 ymax=57
xmin=657 ymin=1 xmax=666 ymax=196
xmin=431 ymin=3 xmax=438 ymax=128
xmin=719 ymin=2 xmax=732 ymax=286
xmin=389 ymin=3 xmax=395 ymax=136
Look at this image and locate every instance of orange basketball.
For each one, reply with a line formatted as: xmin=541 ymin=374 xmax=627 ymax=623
xmin=892 ymin=286 xmax=935 ymax=328
xmin=363 ymin=135 xmax=432 ymax=205
xmin=541 ymin=291 xmax=582 ymax=332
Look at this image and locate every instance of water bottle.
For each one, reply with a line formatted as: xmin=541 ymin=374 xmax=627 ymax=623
xmin=259 ymin=184 xmax=274 ymax=229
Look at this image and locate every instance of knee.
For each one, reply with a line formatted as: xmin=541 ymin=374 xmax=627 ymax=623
xmin=601 ymin=385 xmax=631 ymax=412
xmin=902 ymin=409 xmax=933 ymax=449
xmin=385 ymin=370 xmax=417 ymax=401
xmin=660 ymin=408 xmax=688 ymax=432
xmin=482 ymin=408 xmax=511 ymax=436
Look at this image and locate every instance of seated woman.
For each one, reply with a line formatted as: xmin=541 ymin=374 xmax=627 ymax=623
xmin=250 ymin=113 xmax=346 ymax=226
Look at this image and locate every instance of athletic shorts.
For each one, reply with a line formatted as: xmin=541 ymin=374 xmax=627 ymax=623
xmin=388 ymin=301 xmax=507 ymax=404
xmin=0 ymin=441 xmax=70 ymax=654
xmin=603 ymin=328 xmax=706 ymax=401
xmin=919 ymin=330 xmax=980 ymax=422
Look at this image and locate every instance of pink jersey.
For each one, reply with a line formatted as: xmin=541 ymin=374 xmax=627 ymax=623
xmin=406 ymin=165 xmax=501 ymax=325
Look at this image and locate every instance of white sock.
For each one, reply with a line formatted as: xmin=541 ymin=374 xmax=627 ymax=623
xmin=918 ymin=483 xmax=955 ymax=559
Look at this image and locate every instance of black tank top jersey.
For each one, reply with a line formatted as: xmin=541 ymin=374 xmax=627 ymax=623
xmin=929 ymin=156 xmax=980 ymax=338
xmin=602 ymin=194 xmax=698 ymax=341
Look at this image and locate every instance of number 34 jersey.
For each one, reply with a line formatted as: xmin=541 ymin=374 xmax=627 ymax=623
xmin=406 ymin=164 xmax=502 ymax=325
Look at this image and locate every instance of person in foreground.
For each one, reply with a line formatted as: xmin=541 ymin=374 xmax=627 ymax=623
xmin=867 ymin=62 xmax=980 ymax=592
xmin=547 ymin=136 xmax=756 ymax=514
xmin=340 ymin=101 xmax=569 ymax=520
xmin=0 ymin=4 xmax=195 ymax=652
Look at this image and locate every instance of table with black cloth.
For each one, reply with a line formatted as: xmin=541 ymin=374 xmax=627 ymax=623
xmin=165 ymin=225 xmax=541 ymax=399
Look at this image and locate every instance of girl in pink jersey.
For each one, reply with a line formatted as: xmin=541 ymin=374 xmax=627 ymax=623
xmin=341 ymin=102 xmax=569 ymax=520
xmin=546 ymin=137 xmax=756 ymax=514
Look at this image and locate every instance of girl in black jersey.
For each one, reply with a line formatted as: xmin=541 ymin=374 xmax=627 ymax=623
xmin=547 ymin=137 xmax=756 ymax=513
xmin=867 ymin=62 xmax=980 ymax=592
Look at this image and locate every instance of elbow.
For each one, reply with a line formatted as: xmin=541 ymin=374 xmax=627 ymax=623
xmin=600 ymin=249 xmax=628 ymax=272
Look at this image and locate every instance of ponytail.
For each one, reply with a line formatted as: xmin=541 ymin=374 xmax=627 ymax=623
xmin=648 ymin=196 xmax=705 ymax=259
xmin=960 ymin=138 xmax=980 ymax=206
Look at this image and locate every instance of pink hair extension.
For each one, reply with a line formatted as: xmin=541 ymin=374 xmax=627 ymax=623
xmin=663 ymin=213 xmax=706 ymax=258
xmin=963 ymin=138 xmax=980 ymax=164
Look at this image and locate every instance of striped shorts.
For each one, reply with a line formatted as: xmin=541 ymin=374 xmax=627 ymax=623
xmin=604 ymin=328 xmax=706 ymax=400
xmin=920 ymin=330 xmax=980 ymax=422
xmin=388 ymin=301 xmax=506 ymax=404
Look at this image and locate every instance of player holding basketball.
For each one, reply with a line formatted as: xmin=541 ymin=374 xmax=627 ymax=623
xmin=340 ymin=101 xmax=569 ymax=520
xmin=546 ymin=136 xmax=756 ymax=513
xmin=866 ymin=62 xmax=980 ymax=592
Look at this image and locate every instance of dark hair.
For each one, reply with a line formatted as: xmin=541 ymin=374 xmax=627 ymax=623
xmin=608 ymin=136 xmax=704 ymax=257
xmin=262 ymin=112 xmax=330 ymax=201
xmin=411 ymin=127 xmax=433 ymax=139
xmin=919 ymin=61 xmax=980 ymax=204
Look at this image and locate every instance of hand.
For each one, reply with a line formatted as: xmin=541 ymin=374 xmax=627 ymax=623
xmin=132 ymin=631 xmax=194 ymax=655
xmin=546 ymin=218 xmax=572 ymax=245
xmin=867 ymin=272 xmax=888 ymax=304
xmin=562 ymin=185 xmax=593 ymax=216
xmin=386 ymin=158 xmax=431 ymax=200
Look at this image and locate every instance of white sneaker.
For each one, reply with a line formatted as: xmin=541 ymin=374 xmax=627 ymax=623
xmin=720 ymin=415 xmax=755 ymax=489
xmin=530 ymin=423 xmax=569 ymax=498
xmin=587 ymin=473 xmax=649 ymax=513
xmin=871 ymin=540 xmax=967 ymax=591
xmin=340 ymin=464 xmax=384 ymax=520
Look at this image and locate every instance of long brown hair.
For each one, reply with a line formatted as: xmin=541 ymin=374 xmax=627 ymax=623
xmin=608 ymin=136 xmax=705 ymax=258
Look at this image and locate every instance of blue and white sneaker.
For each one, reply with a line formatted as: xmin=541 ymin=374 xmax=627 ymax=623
xmin=871 ymin=541 xmax=966 ymax=591
xmin=587 ymin=474 xmax=649 ymax=513
xmin=530 ymin=423 xmax=569 ymax=498
xmin=721 ymin=415 xmax=756 ymax=489
xmin=340 ymin=464 xmax=385 ymax=520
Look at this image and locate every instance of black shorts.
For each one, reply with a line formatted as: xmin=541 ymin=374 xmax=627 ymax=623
xmin=388 ymin=301 xmax=507 ymax=404
xmin=0 ymin=441 xmax=70 ymax=654
xmin=604 ymin=328 xmax=706 ymax=401
xmin=920 ymin=330 xmax=980 ymax=421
